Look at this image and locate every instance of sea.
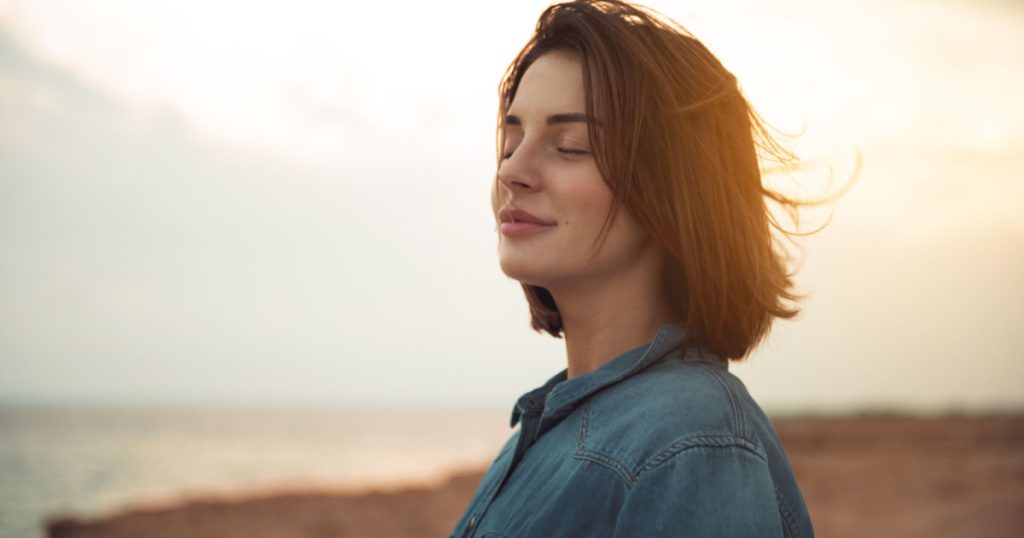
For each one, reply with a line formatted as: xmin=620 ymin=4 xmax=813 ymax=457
xmin=0 ymin=405 xmax=512 ymax=538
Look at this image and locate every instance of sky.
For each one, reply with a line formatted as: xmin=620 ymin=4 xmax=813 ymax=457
xmin=0 ymin=0 xmax=1021 ymax=414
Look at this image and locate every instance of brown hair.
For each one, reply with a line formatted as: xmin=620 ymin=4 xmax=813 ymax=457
xmin=497 ymin=0 xmax=851 ymax=360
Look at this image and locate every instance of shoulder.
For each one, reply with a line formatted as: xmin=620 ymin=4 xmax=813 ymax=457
xmin=589 ymin=353 xmax=757 ymax=441
xmin=575 ymin=354 xmax=767 ymax=486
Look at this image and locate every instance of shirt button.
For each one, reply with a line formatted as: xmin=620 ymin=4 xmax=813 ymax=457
xmin=469 ymin=516 xmax=477 ymax=528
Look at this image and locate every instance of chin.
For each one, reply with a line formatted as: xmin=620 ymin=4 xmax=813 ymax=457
xmin=499 ymin=257 xmax=575 ymax=290
xmin=498 ymin=257 xmax=547 ymax=287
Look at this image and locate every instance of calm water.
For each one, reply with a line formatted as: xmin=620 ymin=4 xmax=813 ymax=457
xmin=0 ymin=405 xmax=511 ymax=538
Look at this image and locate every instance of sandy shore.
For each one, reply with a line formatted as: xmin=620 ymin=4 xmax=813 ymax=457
xmin=46 ymin=414 xmax=1024 ymax=538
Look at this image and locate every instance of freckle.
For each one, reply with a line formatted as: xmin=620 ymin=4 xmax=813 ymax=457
xmin=563 ymin=220 xmax=569 ymax=225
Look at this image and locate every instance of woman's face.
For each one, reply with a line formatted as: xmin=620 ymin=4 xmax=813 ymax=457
xmin=492 ymin=51 xmax=657 ymax=290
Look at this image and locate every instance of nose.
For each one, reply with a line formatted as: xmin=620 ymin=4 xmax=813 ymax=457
xmin=496 ymin=140 xmax=541 ymax=195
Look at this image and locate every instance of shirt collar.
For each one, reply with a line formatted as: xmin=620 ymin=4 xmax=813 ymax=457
xmin=510 ymin=322 xmax=720 ymax=428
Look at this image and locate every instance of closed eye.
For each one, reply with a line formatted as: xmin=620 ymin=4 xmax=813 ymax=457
xmin=501 ymin=147 xmax=589 ymax=160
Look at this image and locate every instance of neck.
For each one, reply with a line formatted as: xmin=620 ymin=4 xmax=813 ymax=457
xmin=548 ymin=250 xmax=681 ymax=380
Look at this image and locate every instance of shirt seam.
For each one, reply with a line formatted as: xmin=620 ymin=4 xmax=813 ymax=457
xmin=633 ymin=434 xmax=769 ymax=484
xmin=574 ymin=399 xmax=636 ymax=484
xmin=774 ymin=483 xmax=803 ymax=538
xmin=698 ymin=363 xmax=747 ymax=436
xmin=575 ymin=399 xmax=768 ymax=489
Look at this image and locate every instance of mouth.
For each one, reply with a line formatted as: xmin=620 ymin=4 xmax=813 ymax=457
xmin=500 ymin=220 xmax=556 ymax=237
xmin=497 ymin=206 xmax=557 ymax=237
xmin=498 ymin=206 xmax=557 ymax=226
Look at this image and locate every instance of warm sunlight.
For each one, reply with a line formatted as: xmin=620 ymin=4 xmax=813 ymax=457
xmin=2 ymin=0 xmax=1021 ymax=536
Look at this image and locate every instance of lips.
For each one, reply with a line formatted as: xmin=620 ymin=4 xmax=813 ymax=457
xmin=498 ymin=206 xmax=557 ymax=226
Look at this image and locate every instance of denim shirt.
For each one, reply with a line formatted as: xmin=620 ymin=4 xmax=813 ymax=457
xmin=449 ymin=322 xmax=814 ymax=537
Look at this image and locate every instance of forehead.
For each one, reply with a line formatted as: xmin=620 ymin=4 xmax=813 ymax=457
xmin=508 ymin=52 xmax=585 ymax=118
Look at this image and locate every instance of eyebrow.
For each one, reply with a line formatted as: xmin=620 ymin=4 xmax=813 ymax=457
xmin=505 ymin=113 xmax=597 ymax=126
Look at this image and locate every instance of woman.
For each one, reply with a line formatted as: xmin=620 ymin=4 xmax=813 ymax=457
xmin=451 ymin=1 xmax=816 ymax=536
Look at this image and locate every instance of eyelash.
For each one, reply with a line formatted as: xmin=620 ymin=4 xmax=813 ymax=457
xmin=501 ymin=147 xmax=589 ymax=160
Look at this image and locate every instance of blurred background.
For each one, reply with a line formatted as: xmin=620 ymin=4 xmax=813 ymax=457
xmin=1 ymin=0 xmax=1021 ymax=536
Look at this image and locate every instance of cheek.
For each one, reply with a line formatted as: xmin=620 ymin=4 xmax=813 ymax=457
xmin=560 ymin=170 xmax=614 ymax=231
xmin=559 ymin=173 xmax=649 ymax=258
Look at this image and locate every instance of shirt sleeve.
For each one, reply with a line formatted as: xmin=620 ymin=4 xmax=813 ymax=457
xmin=612 ymin=442 xmax=786 ymax=537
